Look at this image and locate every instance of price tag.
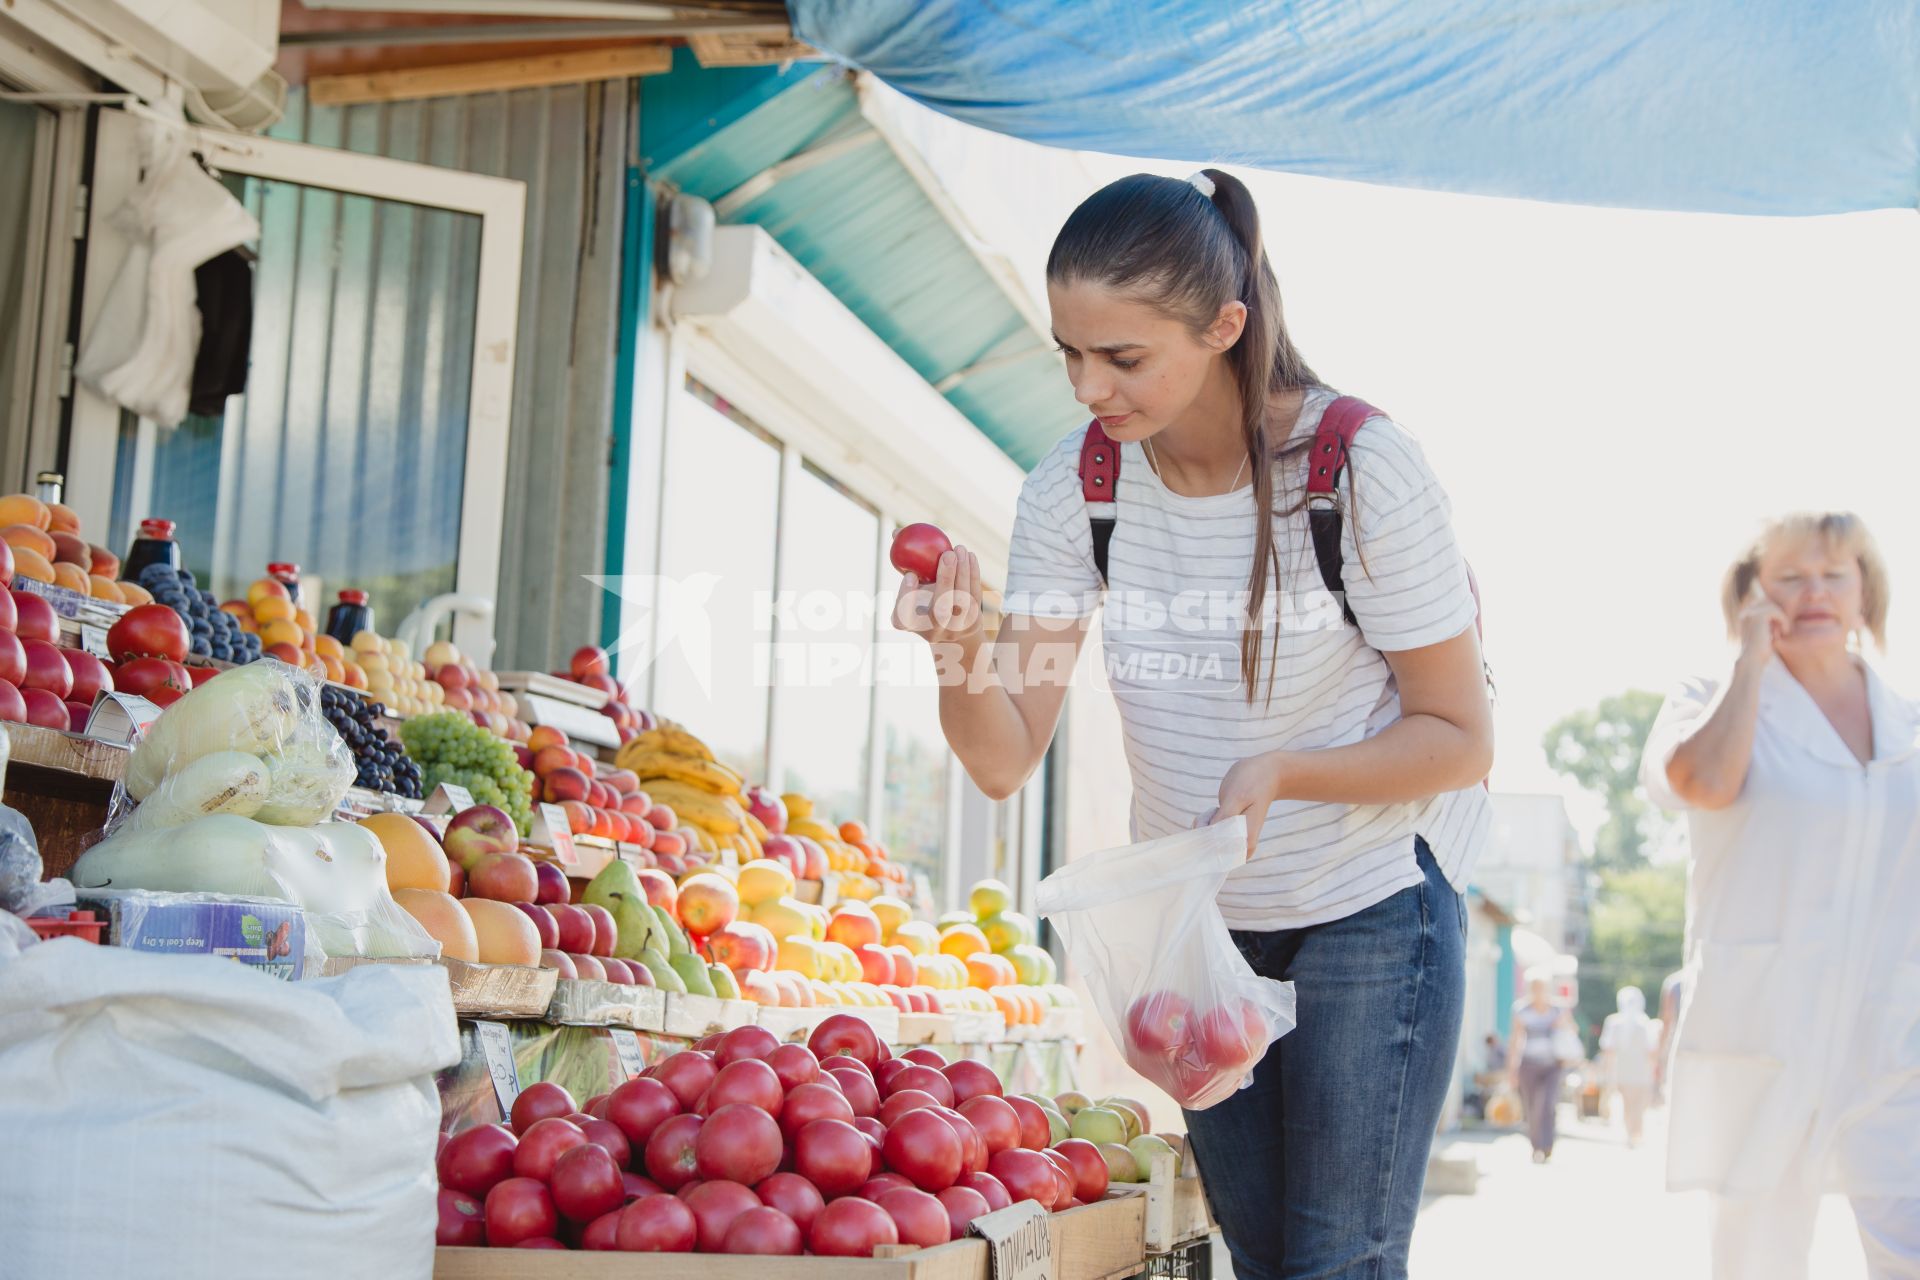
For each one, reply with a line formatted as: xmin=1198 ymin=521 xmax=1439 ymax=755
xmin=79 ymin=624 xmax=110 ymax=659
xmin=423 ymin=782 xmax=476 ymax=815
xmin=969 ymin=1200 xmax=1055 ymax=1280
xmin=609 ymin=1028 xmax=649 ymax=1080
xmin=538 ymin=803 xmax=578 ymax=866
xmin=83 ymin=691 xmax=161 ymax=744
xmin=473 ymin=1020 xmax=520 ymax=1113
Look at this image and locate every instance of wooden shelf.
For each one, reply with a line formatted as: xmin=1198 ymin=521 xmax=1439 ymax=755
xmin=5 ymin=722 xmax=128 ymax=784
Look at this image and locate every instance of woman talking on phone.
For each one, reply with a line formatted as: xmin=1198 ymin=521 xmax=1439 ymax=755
xmin=895 ymin=169 xmax=1492 ymax=1279
xmin=1641 ymin=512 xmax=1920 ymax=1280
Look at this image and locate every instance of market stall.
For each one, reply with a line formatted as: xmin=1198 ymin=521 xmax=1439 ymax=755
xmin=0 ymin=498 xmax=1217 ymax=1277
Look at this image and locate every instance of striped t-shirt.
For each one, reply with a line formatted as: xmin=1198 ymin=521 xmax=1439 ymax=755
xmin=1005 ymin=389 xmax=1491 ymax=930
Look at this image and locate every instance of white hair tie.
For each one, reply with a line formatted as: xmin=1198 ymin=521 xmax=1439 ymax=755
xmin=1188 ymin=171 xmax=1217 ymax=199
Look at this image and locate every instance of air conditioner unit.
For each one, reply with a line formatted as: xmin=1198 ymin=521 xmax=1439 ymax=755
xmin=9 ymin=0 xmax=285 ymax=131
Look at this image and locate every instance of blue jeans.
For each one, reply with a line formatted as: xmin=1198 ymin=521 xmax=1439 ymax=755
xmin=1183 ymin=838 xmax=1467 ymax=1280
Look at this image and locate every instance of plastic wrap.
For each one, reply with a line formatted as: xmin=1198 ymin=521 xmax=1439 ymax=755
xmin=0 ymin=803 xmax=46 ymax=916
xmin=0 ymin=942 xmax=458 ymax=1277
xmin=1036 ymin=818 xmax=1296 ymax=1110
xmin=74 ymin=662 xmax=431 ymax=959
xmin=110 ymin=661 xmax=352 ymax=836
xmin=78 ymin=887 xmax=324 ymax=980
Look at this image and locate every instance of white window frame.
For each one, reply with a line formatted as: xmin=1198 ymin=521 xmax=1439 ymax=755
xmin=656 ymin=333 xmax=1043 ymax=895
xmin=64 ymin=110 xmax=525 ymax=654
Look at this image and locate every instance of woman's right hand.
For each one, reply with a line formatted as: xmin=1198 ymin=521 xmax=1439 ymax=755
xmin=1736 ymin=579 xmax=1787 ymax=662
xmin=892 ymin=546 xmax=985 ymax=654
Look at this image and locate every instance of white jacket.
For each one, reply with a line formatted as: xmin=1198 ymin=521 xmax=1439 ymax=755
xmin=1641 ymin=656 xmax=1920 ymax=1197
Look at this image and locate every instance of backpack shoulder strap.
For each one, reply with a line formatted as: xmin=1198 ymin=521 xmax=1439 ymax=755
xmin=1078 ymin=421 xmax=1120 ymax=585
xmin=1307 ymin=395 xmax=1382 ymax=625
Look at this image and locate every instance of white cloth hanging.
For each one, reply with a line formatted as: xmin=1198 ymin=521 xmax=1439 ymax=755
xmin=75 ymin=113 xmax=258 ymax=427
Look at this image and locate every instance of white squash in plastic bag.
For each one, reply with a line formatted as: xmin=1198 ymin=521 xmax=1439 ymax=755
xmin=125 ymin=662 xmax=303 ymax=800
xmin=119 ymin=751 xmax=271 ymax=834
xmin=69 ymin=815 xmax=437 ymax=959
xmin=252 ymin=722 xmax=355 ymax=827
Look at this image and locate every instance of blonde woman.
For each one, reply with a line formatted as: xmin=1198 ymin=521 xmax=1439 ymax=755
xmin=1641 ymin=512 xmax=1920 ymax=1280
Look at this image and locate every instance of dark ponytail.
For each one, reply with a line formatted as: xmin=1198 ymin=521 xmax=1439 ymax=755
xmin=1048 ymin=168 xmax=1321 ymax=703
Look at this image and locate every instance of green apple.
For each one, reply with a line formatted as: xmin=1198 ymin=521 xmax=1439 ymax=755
xmin=1069 ymin=1106 xmax=1130 ymax=1146
xmin=1128 ymin=1134 xmax=1179 ymax=1179
xmin=968 ymin=879 xmax=1012 ymax=919
xmin=1053 ymin=1090 xmax=1092 ymax=1116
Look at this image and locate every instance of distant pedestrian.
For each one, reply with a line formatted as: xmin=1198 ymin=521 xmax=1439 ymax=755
xmin=1599 ymin=986 xmax=1657 ymax=1147
xmin=1653 ymin=969 xmax=1684 ymax=1104
xmin=1506 ymin=973 xmax=1576 ymax=1163
xmin=1642 ymin=511 xmax=1920 ymax=1280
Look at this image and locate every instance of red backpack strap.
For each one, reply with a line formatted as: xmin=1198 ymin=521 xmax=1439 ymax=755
xmin=1308 ymin=396 xmax=1383 ymax=624
xmin=1079 ymin=421 xmax=1120 ymax=584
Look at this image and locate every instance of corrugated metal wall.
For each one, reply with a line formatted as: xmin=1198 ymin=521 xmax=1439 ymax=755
xmin=266 ymin=82 xmax=630 ymax=670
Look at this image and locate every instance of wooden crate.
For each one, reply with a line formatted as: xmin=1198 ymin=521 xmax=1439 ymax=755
xmin=661 ymin=992 xmax=759 ymax=1039
xmin=1138 ymin=1142 xmax=1214 ymax=1255
xmin=894 ymin=1012 xmax=958 ymax=1045
xmin=433 ymin=1192 xmax=1144 ymax=1280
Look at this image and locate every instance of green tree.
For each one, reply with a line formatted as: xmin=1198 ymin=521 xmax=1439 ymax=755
xmin=1573 ymin=863 xmax=1687 ymax=1044
xmin=1542 ymin=689 xmax=1667 ymax=871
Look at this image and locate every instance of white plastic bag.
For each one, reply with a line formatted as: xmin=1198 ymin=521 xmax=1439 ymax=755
xmin=1036 ymin=818 xmax=1296 ymax=1110
xmin=0 ymin=939 xmax=459 ymax=1279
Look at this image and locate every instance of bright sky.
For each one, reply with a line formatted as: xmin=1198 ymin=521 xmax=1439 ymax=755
xmin=886 ymin=88 xmax=1920 ymax=830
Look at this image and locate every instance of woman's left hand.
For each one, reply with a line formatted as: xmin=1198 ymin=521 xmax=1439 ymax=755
xmin=1207 ymin=750 xmax=1290 ymax=859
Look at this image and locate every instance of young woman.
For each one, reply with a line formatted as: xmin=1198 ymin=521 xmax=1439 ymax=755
xmin=1599 ymin=985 xmax=1659 ymax=1149
xmin=1641 ymin=512 xmax=1920 ymax=1280
xmin=895 ymin=169 xmax=1493 ymax=1279
xmin=1506 ymin=973 xmax=1577 ymax=1163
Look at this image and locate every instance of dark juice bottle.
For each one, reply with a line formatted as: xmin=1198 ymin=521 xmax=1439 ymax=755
xmin=325 ymin=589 xmax=373 ymax=645
xmin=123 ymin=519 xmax=181 ymax=583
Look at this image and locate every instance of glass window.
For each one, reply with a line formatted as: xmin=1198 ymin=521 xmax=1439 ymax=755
xmin=107 ymin=176 xmax=482 ymax=632
xmin=650 ymin=379 xmax=781 ymax=779
xmin=0 ymin=99 xmax=41 ymax=441
xmin=770 ymin=462 xmax=880 ymax=823
xmin=877 ymin=633 xmax=950 ymax=882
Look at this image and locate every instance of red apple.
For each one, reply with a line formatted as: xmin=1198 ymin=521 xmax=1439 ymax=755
xmin=743 ymin=786 xmax=786 ymax=835
xmin=443 ymin=804 xmax=520 ymax=870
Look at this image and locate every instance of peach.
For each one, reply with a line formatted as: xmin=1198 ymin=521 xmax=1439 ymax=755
xmin=45 ymin=502 xmax=79 ymax=533
xmin=0 ymin=495 xmax=49 ymax=531
xmin=531 ymin=745 xmax=575 ymax=778
xmin=543 ymin=766 xmax=590 ymax=805
xmin=88 ymin=575 xmax=124 ymax=604
xmin=675 ymin=873 xmax=739 ymax=937
xmin=49 ymin=531 xmax=89 ymax=567
xmin=89 ymin=545 xmax=119 ymax=578
xmin=528 ymin=725 xmax=570 ymax=753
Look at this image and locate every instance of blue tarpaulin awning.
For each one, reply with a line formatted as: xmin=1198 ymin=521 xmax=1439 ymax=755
xmin=789 ymin=0 xmax=1920 ymax=217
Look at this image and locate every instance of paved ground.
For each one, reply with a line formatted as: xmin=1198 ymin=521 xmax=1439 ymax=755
xmin=1204 ymin=1102 xmax=1869 ymax=1278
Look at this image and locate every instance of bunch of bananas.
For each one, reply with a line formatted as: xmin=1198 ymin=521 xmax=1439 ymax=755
xmin=615 ymin=721 xmax=763 ymax=865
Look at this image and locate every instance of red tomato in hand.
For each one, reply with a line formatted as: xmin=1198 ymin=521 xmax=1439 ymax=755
xmin=889 ymin=523 xmax=953 ymax=581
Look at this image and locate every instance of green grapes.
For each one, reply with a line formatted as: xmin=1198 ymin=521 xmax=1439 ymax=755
xmin=400 ymin=712 xmax=537 ymax=834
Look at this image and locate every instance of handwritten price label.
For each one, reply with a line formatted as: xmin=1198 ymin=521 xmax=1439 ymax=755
xmin=473 ymin=1020 xmax=520 ymax=1114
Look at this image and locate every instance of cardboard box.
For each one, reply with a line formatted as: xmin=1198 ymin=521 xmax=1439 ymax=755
xmin=81 ymin=890 xmax=307 ymax=980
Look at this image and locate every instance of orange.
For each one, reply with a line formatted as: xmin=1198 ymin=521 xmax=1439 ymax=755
xmin=993 ymin=991 xmax=1020 ymax=1023
xmin=259 ymin=619 xmax=303 ymax=649
xmin=293 ymin=608 xmax=316 ymax=634
xmin=88 ymin=574 xmax=124 ymax=603
xmin=52 ymin=562 xmax=90 ymax=593
xmin=0 ymin=495 xmax=49 ymax=530
xmin=252 ymin=596 xmax=293 ymax=624
xmin=839 ymin=820 xmax=869 ymax=844
xmin=939 ymin=922 xmax=990 ymax=960
xmin=364 ymin=812 xmax=452 ymax=892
